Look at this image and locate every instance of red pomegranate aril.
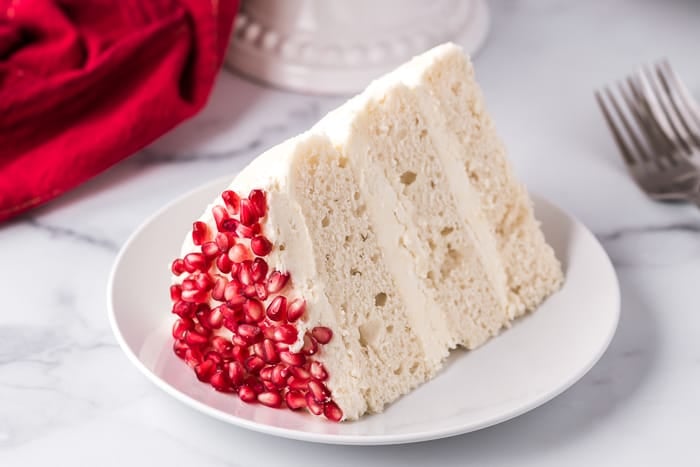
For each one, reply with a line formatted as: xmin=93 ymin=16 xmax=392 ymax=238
xmin=308 ymin=380 xmax=330 ymax=403
xmin=231 ymin=334 xmax=248 ymax=346
xmin=258 ymin=391 xmax=282 ymax=408
xmin=211 ymin=277 xmax=227 ymax=301
xmin=279 ymin=351 xmax=305 ymax=367
xmin=261 ymin=339 xmax=279 ymax=364
xmin=266 ymin=271 xmax=290 ymax=293
xmin=243 ymin=299 xmax=264 ymax=323
xmin=229 ymin=243 xmax=252 ymax=263
xmin=193 ymin=318 xmax=212 ymax=336
xmin=184 ymin=253 xmax=208 ymax=273
xmin=232 ymin=345 xmax=247 ymax=364
xmin=210 ymin=371 xmax=232 ymax=392
xmin=249 ymin=189 xmax=267 ymax=217
xmin=219 ymin=304 xmax=241 ymax=322
xmin=237 ymin=323 xmax=262 ymax=343
xmin=305 ymin=392 xmax=324 ymax=415
xmin=194 ymin=359 xmax=216 ymax=382
xmin=272 ymin=324 xmax=297 ymax=344
xmin=201 ymin=241 xmax=219 ymax=259
xmin=238 ymin=385 xmax=257 ymax=403
xmin=242 ymin=284 xmax=258 ymax=299
xmin=287 ymin=298 xmax=306 ymax=322
xmin=262 ymin=380 xmax=277 ymax=391
xmin=222 ymin=190 xmax=241 ymax=213
xmin=255 ymin=284 xmax=268 ymax=300
xmin=259 ymin=366 xmax=273 ymax=381
xmin=211 ymin=336 xmax=232 ymax=353
xmin=173 ymin=339 xmax=188 ymax=359
xmin=271 ymin=364 xmax=288 ymax=387
xmin=216 ymin=253 xmax=233 ymax=274
xmin=215 ymin=232 xmax=233 ymax=252
xmin=185 ymin=330 xmax=209 ymax=347
xmin=172 ymin=300 xmax=195 ymax=318
xmin=251 ymin=258 xmax=269 ymax=283
xmin=204 ymin=350 xmax=223 ymax=365
xmin=244 ymin=355 xmax=265 ymax=373
xmin=212 ymin=205 xmax=229 ymax=229
xmin=172 ymin=319 xmax=191 ymax=340
xmin=181 ymin=289 xmax=208 ymax=303
xmin=235 ymin=222 xmax=257 ymax=239
xmin=181 ymin=279 xmax=197 ymax=291
xmin=285 ymin=390 xmax=306 ymax=410
xmin=288 ymin=366 xmax=311 ymax=381
xmin=238 ymin=261 xmax=253 ymax=285
xmin=310 ymin=361 xmax=328 ymax=381
xmin=185 ymin=347 xmax=203 ymax=367
xmin=251 ymin=236 xmax=272 ymax=256
xmin=220 ymin=218 xmax=238 ymax=232
xmin=226 ymin=361 xmax=245 ymax=386
xmin=192 ymin=221 xmax=209 ymax=245
xmin=266 ymin=296 xmax=287 ymax=322
xmin=301 ymin=333 xmax=318 ymax=356
xmin=287 ymin=376 xmax=308 ymax=390
xmin=171 ymin=258 xmax=186 ymax=276
xmin=239 ymin=199 xmax=258 ymax=226
xmin=311 ymin=326 xmax=333 ymax=344
xmin=224 ymin=281 xmax=243 ymax=302
xmin=324 ymin=401 xmax=343 ymax=422
xmin=207 ymin=307 xmax=223 ymax=329
xmin=170 ymin=284 xmax=182 ymax=301
xmin=194 ymin=273 xmax=213 ymax=291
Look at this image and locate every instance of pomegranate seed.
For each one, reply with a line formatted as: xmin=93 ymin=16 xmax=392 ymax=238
xmin=173 ymin=339 xmax=188 ymax=359
xmin=311 ymin=327 xmax=333 ymax=344
xmin=185 ymin=350 xmax=203 ymax=368
xmin=226 ymin=361 xmax=245 ymax=386
xmin=222 ymin=190 xmax=241 ymax=213
xmin=251 ymin=236 xmax=272 ymax=256
xmin=301 ymin=333 xmax=318 ymax=355
xmin=232 ymin=345 xmax=247 ymax=364
xmin=238 ymin=261 xmax=253 ymax=285
xmin=211 ymin=277 xmax=227 ymax=301
xmin=257 ymin=391 xmax=282 ymax=408
xmin=201 ymin=241 xmax=219 ymax=259
xmin=266 ymin=271 xmax=289 ymax=293
xmin=305 ymin=392 xmax=324 ymax=415
xmin=184 ymin=253 xmax=208 ymax=273
xmin=266 ymin=296 xmax=287 ymax=321
xmin=287 ymin=376 xmax=308 ymax=390
xmin=271 ymin=364 xmax=288 ymax=387
xmin=171 ymin=258 xmax=185 ymax=276
xmin=220 ymin=218 xmax=238 ymax=232
xmin=212 ymin=205 xmax=229 ymax=229
xmin=185 ymin=331 xmax=209 ymax=346
xmin=172 ymin=318 xmax=191 ymax=339
xmin=261 ymin=339 xmax=279 ymax=363
xmin=216 ymin=253 xmax=233 ymax=273
xmin=272 ymin=324 xmax=297 ymax=344
xmin=251 ymin=258 xmax=268 ymax=283
xmin=310 ymin=361 xmax=328 ymax=381
xmin=231 ymin=334 xmax=248 ymax=346
xmin=324 ymin=401 xmax=343 ymax=422
xmin=244 ymin=355 xmax=265 ymax=373
xmin=238 ymin=385 xmax=257 ymax=403
xmin=259 ymin=366 xmax=273 ymax=381
xmin=169 ymin=284 xmax=182 ymax=301
xmin=224 ymin=281 xmax=243 ymax=302
xmin=255 ymin=284 xmax=268 ymax=300
xmin=279 ymin=351 xmax=305 ymax=367
xmin=210 ymin=371 xmax=232 ymax=392
xmin=237 ymin=323 xmax=262 ymax=343
xmin=192 ymin=221 xmax=209 ymax=245
xmin=243 ymin=299 xmax=264 ymax=323
xmin=308 ymin=380 xmax=330 ymax=403
xmin=204 ymin=350 xmax=223 ymax=365
xmin=285 ymin=390 xmax=306 ymax=410
xmin=207 ymin=307 xmax=223 ymax=328
xmin=249 ymin=189 xmax=267 ymax=217
xmin=194 ymin=360 xmax=216 ymax=382
xmin=287 ymin=298 xmax=306 ymax=322
xmin=239 ymin=199 xmax=257 ymax=226
xmin=181 ymin=289 xmax=208 ymax=303
xmin=219 ymin=304 xmax=241 ymax=322
xmin=229 ymin=244 xmax=252 ymax=263
xmin=172 ymin=300 xmax=195 ymax=318
xmin=194 ymin=273 xmax=213 ymax=291
xmin=181 ymin=279 xmax=197 ymax=291
xmin=289 ymin=366 xmax=311 ymax=381
xmin=235 ymin=222 xmax=257 ymax=239
xmin=193 ymin=317 xmax=212 ymax=336
xmin=215 ymin=232 xmax=233 ymax=252
xmin=242 ymin=284 xmax=258 ymax=299
xmin=211 ymin=336 xmax=232 ymax=354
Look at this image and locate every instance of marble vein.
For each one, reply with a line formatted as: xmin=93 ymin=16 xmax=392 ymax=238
xmin=24 ymin=218 xmax=120 ymax=252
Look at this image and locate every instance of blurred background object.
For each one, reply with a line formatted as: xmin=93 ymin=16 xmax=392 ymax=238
xmin=225 ymin=0 xmax=489 ymax=95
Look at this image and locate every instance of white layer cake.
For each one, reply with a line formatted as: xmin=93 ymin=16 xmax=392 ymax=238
xmin=169 ymin=43 xmax=563 ymax=421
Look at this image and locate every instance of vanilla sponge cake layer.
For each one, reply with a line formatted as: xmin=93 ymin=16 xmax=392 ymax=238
xmin=180 ymin=43 xmax=563 ymax=421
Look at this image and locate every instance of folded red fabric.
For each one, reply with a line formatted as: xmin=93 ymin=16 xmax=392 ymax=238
xmin=0 ymin=0 xmax=239 ymax=221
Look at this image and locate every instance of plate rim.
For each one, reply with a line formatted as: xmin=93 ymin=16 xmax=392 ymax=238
xmin=107 ymin=176 xmax=620 ymax=445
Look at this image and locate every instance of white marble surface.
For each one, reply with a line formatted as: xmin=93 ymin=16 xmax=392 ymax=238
xmin=2 ymin=1 xmax=700 ymax=465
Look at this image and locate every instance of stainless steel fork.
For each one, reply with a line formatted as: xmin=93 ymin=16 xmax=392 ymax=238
xmin=595 ymin=60 xmax=700 ymax=207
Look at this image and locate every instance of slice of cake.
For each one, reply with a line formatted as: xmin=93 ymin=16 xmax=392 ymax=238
xmin=168 ymin=43 xmax=563 ymax=422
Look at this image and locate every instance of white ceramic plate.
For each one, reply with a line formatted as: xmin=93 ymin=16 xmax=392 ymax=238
xmin=108 ymin=176 xmax=620 ymax=445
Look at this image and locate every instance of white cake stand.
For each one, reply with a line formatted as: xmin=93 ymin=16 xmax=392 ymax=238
xmin=225 ymin=0 xmax=490 ymax=95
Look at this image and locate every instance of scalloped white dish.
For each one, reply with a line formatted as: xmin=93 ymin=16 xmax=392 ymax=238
xmin=108 ymin=176 xmax=619 ymax=445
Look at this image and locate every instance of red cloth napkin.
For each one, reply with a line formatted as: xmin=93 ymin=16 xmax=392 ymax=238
xmin=0 ymin=0 xmax=239 ymax=221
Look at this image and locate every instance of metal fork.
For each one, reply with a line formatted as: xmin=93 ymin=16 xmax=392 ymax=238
xmin=595 ymin=60 xmax=700 ymax=207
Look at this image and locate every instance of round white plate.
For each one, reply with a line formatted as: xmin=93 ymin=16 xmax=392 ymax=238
xmin=108 ymin=176 xmax=620 ymax=445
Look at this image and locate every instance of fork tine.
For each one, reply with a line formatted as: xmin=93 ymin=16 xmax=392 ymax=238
xmin=616 ymin=79 xmax=664 ymax=163
xmin=595 ymin=88 xmax=641 ymax=166
xmin=634 ymin=70 xmax=681 ymax=160
xmin=642 ymin=64 xmax=693 ymax=156
xmin=657 ymin=60 xmax=700 ymax=148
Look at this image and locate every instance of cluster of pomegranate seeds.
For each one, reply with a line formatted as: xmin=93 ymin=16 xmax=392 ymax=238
xmin=169 ymin=188 xmax=343 ymax=422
